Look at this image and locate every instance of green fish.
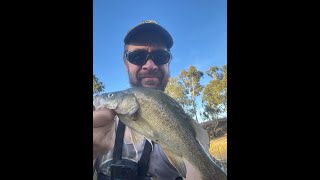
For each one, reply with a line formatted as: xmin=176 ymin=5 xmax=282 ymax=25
xmin=93 ymin=87 xmax=227 ymax=180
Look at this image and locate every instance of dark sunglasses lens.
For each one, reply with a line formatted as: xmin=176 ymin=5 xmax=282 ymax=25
xmin=128 ymin=51 xmax=148 ymax=65
xmin=152 ymin=51 xmax=171 ymax=65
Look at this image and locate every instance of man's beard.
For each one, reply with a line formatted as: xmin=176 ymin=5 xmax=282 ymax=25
xmin=128 ymin=69 xmax=169 ymax=91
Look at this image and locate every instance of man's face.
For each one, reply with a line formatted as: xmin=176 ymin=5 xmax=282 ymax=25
xmin=124 ymin=44 xmax=170 ymax=91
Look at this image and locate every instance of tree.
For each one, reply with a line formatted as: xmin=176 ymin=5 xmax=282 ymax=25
xmin=202 ymin=105 xmax=222 ymax=122
xmin=165 ymin=77 xmax=190 ymax=109
xmin=93 ymin=74 xmax=105 ymax=95
xmin=202 ymin=65 xmax=227 ymax=120
xmin=179 ymin=66 xmax=204 ymax=122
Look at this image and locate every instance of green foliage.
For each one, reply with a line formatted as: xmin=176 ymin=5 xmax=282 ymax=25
xmin=202 ymin=65 xmax=227 ymax=120
xmin=165 ymin=65 xmax=227 ymax=122
xmin=178 ymin=66 xmax=204 ymax=122
xmin=165 ymin=77 xmax=190 ymax=109
xmin=202 ymin=106 xmax=222 ymax=121
xmin=179 ymin=66 xmax=204 ymax=97
xmin=93 ymin=74 xmax=105 ymax=95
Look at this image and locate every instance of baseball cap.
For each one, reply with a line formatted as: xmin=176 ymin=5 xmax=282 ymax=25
xmin=124 ymin=20 xmax=173 ymax=49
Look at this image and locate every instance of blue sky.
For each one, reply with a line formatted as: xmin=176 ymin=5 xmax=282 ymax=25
xmin=93 ymin=0 xmax=227 ymax=93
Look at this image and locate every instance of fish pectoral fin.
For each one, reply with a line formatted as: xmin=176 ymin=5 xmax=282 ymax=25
xmin=130 ymin=128 xmax=155 ymax=154
xmin=134 ymin=118 xmax=155 ymax=137
xmin=130 ymin=128 xmax=145 ymax=154
xmin=116 ymin=94 xmax=139 ymax=116
xmin=162 ymin=147 xmax=187 ymax=178
xmin=191 ymin=119 xmax=210 ymax=153
xmin=119 ymin=116 xmax=155 ymax=146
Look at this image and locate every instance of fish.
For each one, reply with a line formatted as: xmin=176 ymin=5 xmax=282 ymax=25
xmin=93 ymin=87 xmax=227 ymax=180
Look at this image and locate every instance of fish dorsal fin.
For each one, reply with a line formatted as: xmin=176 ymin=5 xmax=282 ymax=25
xmin=191 ymin=119 xmax=210 ymax=153
xmin=162 ymin=147 xmax=187 ymax=178
xmin=116 ymin=94 xmax=138 ymax=116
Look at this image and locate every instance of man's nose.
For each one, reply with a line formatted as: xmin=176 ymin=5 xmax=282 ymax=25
xmin=142 ymin=58 xmax=158 ymax=70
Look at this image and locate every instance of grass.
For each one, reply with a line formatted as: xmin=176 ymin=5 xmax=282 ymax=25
xmin=209 ymin=134 xmax=227 ymax=171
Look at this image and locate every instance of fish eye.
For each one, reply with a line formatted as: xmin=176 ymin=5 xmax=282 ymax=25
xmin=107 ymin=93 xmax=114 ymax=98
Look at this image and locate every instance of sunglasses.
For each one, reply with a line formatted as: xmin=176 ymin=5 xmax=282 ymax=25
xmin=124 ymin=50 xmax=171 ymax=66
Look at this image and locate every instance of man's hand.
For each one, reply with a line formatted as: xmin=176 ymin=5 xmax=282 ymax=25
xmin=93 ymin=107 xmax=116 ymax=160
